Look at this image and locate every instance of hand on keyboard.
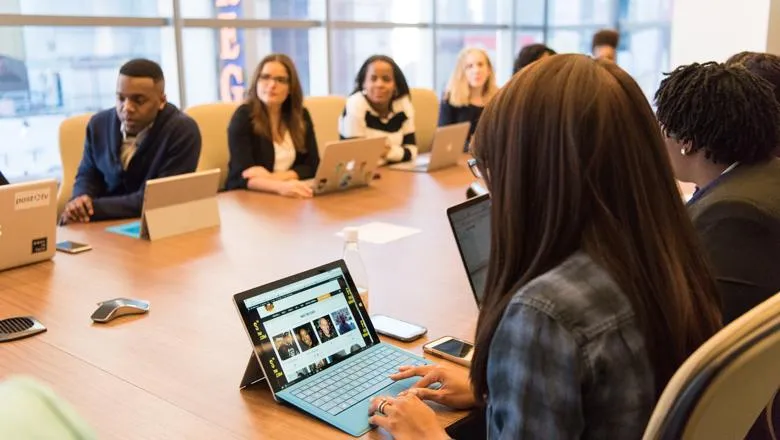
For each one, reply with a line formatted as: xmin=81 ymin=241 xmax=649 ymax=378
xmin=390 ymin=364 xmax=476 ymax=410
xmin=368 ymin=393 xmax=450 ymax=440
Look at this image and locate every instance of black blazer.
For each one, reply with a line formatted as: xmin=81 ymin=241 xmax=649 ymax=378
xmin=688 ymin=158 xmax=780 ymax=323
xmin=226 ymin=104 xmax=319 ymax=190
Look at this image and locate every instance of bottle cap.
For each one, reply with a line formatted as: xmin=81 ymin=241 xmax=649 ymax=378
xmin=343 ymin=227 xmax=359 ymax=242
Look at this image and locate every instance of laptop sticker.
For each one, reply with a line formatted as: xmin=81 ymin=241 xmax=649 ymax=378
xmin=31 ymin=237 xmax=48 ymax=254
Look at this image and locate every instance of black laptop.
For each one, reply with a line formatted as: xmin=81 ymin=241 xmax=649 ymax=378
xmin=446 ymin=194 xmax=490 ymax=306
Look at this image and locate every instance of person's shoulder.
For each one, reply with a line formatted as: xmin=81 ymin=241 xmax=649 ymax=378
xmin=87 ymin=107 xmax=118 ymax=128
xmin=696 ymin=160 xmax=780 ymax=220
xmin=302 ymin=106 xmax=312 ymax=122
xmin=508 ymin=252 xmax=635 ymax=342
xmin=234 ymin=102 xmax=252 ymax=116
xmin=225 ymin=103 xmax=253 ymax=128
xmin=344 ymin=92 xmax=368 ymax=113
xmin=694 ymin=197 xmax=780 ymax=233
xmin=439 ymin=97 xmax=458 ymax=109
xmin=395 ymin=94 xmax=414 ymax=113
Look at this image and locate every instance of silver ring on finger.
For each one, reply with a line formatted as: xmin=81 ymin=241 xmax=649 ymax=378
xmin=377 ymin=399 xmax=389 ymax=415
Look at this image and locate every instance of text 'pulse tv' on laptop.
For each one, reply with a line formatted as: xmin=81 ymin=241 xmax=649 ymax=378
xmin=233 ymin=260 xmax=431 ymax=437
xmin=446 ymin=193 xmax=490 ymax=306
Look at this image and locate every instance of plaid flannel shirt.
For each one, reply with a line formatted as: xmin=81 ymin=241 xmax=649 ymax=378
xmin=486 ymin=251 xmax=655 ymax=439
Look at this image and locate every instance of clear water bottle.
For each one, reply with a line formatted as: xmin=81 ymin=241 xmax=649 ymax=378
xmin=342 ymin=227 xmax=370 ymax=311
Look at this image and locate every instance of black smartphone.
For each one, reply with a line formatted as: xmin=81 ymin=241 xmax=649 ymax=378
xmin=56 ymin=241 xmax=92 ymax=254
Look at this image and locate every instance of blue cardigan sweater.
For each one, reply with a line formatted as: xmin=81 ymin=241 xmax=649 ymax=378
xmin=71 ymin=103 xmax=201 ymax=220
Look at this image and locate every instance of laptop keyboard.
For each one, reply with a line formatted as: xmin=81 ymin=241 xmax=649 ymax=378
xmin=290 ymin=345 xmax=426 ymax=415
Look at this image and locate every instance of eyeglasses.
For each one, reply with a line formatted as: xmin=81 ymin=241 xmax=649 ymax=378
xmin=259 ymin=74 xmax=290 ymax=85
xmin=467 ymin=158 xmax=483 ymax=180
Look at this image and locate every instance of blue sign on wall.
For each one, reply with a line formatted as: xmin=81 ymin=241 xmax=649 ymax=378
xmin=216 ymin=0 xmax=245 ymax=102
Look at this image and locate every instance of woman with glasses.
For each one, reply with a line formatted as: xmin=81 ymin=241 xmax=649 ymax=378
xmin=366 ymin=55 xmax=722 ymax=439
xmin=339 ymin=55 xmax=416 ymax=165
xmin=226 ymin=54 xmax=319 ymax=198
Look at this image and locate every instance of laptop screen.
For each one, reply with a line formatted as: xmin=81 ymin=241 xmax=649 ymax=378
xmin=234 ymin=261 xmax=377 ymax=392
xmin=447 ymin=194 xmax=490 ymax=305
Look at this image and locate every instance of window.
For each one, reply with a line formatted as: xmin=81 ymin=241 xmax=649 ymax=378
xmin=547 ymin=28 xmax=602 ymax=53
xmin=621 ymin=0 xmax=672 ymax=22
xmin=0 ymin=0 xmax=673 ymax=182
xmin=436 ymin=0 xmax=513 ymax=25
xmin=330 ymin=28 xmax=434 ymax=96
xmin=0 ymin=26 xmax=176 ymax=181
xmin=619 ymin=27 xmax=670 ymax=102
xmin=547 ymin=0 xmax=614 ymax=25
xmin=182 ymin=27 xmax=326 ymax=106
xmin=180 ymin=0 xmax=325 ymax=20
xmin=0 ymin=0 xmax=170 ymax=17
xmin=329 ymin=0 xmax=432 ymax=23
xmin=515 ymin=0 xmax=547 ymax=25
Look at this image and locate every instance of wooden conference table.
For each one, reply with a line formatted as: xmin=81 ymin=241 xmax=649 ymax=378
xmin=0 ymin=163 xmax=478 ymax=439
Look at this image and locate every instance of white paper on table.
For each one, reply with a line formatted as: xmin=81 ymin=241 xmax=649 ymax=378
xmin=336 ymin=222 xmax=421 ymax=244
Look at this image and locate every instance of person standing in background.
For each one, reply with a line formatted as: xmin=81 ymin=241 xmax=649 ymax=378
xmin=592 ymin=29 xmax=619 ymax=63
xmin=438 ymin=48 xmax=499 ymax=151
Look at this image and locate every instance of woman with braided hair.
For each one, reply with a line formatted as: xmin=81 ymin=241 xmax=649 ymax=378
xmin=655 ymin=61 xmax=780 ymax=324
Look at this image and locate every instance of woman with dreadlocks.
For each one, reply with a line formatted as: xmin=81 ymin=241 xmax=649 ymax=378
xmin=655 ymin=61 xmax=780 ymax=324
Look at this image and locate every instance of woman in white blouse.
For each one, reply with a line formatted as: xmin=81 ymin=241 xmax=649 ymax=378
xmin=226 ymin=54 xmax=319 ymax=198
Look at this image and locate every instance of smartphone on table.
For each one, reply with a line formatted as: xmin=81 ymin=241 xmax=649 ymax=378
xmin=423 ymin=336 xmax=474 ymax=367
xmin=56 ymin=241 xmax=92 ymax=254
xmin=371 ymin=314 xmax=427 ymax=342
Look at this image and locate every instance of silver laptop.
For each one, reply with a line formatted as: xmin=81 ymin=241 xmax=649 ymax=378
xmin=233 ymin=260 xmax=431 ymax=437
xmin=389 ymin=122 xmax=470 ymax=172
xmin=0 ymin=179 xmax=57 ymax=271
xmin=305 ymin=138 xmax=385 ymax=196
xmin=106 ymin=169 xmax=221 ymax=240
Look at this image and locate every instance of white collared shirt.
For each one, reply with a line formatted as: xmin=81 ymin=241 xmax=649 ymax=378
xmin=120 ymin=123 xmax=152 ymax=170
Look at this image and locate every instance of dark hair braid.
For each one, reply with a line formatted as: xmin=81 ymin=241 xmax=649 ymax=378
xmin=655 ymin=62 xmax=780 ymax=165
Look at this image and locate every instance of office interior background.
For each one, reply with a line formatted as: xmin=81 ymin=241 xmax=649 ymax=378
xmin=0 ymin=0 xmax=670 ymax=182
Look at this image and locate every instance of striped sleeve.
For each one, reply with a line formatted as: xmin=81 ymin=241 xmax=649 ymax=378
xmin=338 ymin=93 xmax=367 ymax=140
xmin=386 ymin=96 xmax=417 ymax=162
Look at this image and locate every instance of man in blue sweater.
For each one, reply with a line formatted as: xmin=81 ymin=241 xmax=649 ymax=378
xmin=61 ymin=58 xmax=201 ymax=224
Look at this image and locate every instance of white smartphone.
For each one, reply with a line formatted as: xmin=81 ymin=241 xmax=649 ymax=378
xmin=371 ymin=314 xmax=427 ymax=342
xmin=423 ymin=336 xmax=474 ymax=367
xmin=56 ymin=241 xmax=92 ymax=254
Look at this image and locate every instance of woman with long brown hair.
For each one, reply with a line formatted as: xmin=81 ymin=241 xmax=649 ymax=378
xmin=226 ymin=54 xmax=319 ymax=198
xmin=367 ymin=54 xmax=722 ymax=439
